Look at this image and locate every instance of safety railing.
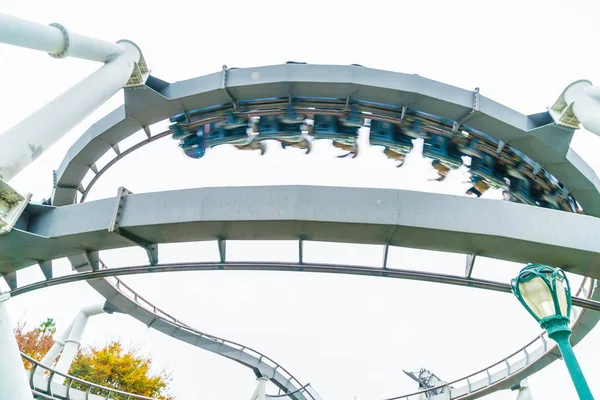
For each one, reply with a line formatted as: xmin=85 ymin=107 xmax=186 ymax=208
xmin=102 ymin=274 xmax=314 ymax=399
xmin=22 ymin=353 xmax=155 ymax=400
xmin=381 ymin=276 xmax=595 ymax=399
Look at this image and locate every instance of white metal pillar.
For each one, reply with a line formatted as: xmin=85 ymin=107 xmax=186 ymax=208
xmin=515 ymin=379 xmax=533 ymax=400
xmin=53 ymin=304 xmax=105 ymax=377
xmin=0 ymin=39 xmax=141 ymax=183
xmin=0 ymin=293 xmax=34 ymax=399
xmin=34 ymin=319 xmax=74 ymax=377
xmin=0 ymin=14 xmax=126 ymax=62
xmin=248 ymin=377 xmax=270 ymax=400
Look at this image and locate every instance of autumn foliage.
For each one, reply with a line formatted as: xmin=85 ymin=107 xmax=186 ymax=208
xmin=15 ymin=319 xmax=172 ymax=399
xmin=14 ymin=318 xmax=56 ymax=369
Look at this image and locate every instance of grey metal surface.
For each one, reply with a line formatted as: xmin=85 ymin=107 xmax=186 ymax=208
xmin=50 ymin=64 xmax=600 ymax=217
xmin=5 ymin=185 xmax=600 ymax=277
xmin=9 ymin=261 xmax=600 ymax=312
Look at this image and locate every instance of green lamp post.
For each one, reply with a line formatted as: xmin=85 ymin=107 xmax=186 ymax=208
xmin=511 ymin=264 xmax=594 ymax=399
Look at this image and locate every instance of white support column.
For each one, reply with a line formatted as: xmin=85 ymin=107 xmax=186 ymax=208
xmin=248 ymin=377 xmax=270 ymax=400
xmin=0 ymin=14 xmax=126 ymax=62
xmin=0 ymin=40 xmax=142 ymax=183
xmin=34 ymin=320 xmax=74 ymax=377
xmin=53 ymin=304 xmax=105 ymax=378
xmin=515 ymin=379 xmax=533 ymax=400
xmin=0 ymin=293 xmax=34 ymax=399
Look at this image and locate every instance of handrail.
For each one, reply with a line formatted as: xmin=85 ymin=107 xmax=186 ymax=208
xmin=266 ymin=383 xmax=312 ymax=398
xmin=379 ymin=276 xmax=595 ymax=400
xmin=22 ymin=353 xmax=156 ymax=399
xmin=104 ymin=275 xmax=312 ymax=399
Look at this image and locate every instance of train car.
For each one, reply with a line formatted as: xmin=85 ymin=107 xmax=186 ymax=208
xmin=369 ymin=119 xmax=416 ymax=167
xmin=255 ymin=106 xmax=311 ymax=153
xmin=312 ymin=107 xmax=364 ymax=158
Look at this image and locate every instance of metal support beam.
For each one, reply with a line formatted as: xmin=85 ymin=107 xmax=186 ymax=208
xmin=0 ymin=293 xmax=34 ymax=399
xmin=218 ymin=239 xmax=227 ymax=263
xmin=38 ymin=260 xmax=53 ymax=280
xmin=0 ymin=179 xmax=31 ymax=235
xmin=3 ymin=272 xmax=17 ymax=291
xmin=108 ymin=187 xmax=158 ymax=265
xmin=0 ymin=24 xmax=147 ymax=182
xmin=453 ymin=87 xmax=480 ymax=132
xmin=249 ymin=377 xmax=269 ymax=400
xmin=382 ymin=243 xmax=390 ymax=269
xmin=465 ymin=253 xmax=476 ymax=278
xmin=299 ymin=237 xmax=304 ymax=264
xmin=221 ymin=65 xmax=237 ymax=110
xmin=68 ymin=251 xmax=100 ymax=272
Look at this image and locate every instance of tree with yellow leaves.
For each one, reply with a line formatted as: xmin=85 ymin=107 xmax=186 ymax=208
xmin=15 ymin=319 xmax=173 ymax=399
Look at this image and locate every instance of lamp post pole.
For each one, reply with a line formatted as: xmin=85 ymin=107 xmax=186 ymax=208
xmin=512 ymin=264 xmax=594 ymax=400
xmin=546 ymin=325 xmax=594 ymax=399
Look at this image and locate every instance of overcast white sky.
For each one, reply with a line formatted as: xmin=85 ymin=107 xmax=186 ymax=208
xmin=1 ymin=1 xmax=600 ymax=399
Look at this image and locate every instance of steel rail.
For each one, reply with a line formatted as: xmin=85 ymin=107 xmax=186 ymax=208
xmin=76 ymin=104 xmax=577 ymax=214
xmin=12 ymin=261 xmax=597 ymax=399
xmin=10 ymin=262 xmax=600 ymax=312
xmin=377 ymin=276 xmax=595 ymax=400
xmin=101 ymin=275 xmax=313 ymax=400
xmin=23 ymin=353 xmax=155 ymax=400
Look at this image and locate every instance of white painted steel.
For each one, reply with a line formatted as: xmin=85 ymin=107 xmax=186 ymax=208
xmin=250 ymin=377 xmax=270 ymax=400
xmin=562 ymin=80 xmax=600 ymax=136
xmin=25 ymin=352 xmax=155 ymax=399
xmin=0 ymin=294 xmax=34 ymax=399
xmin=515 ymin=380 xmax=533 ymax=400
xmin=0 ymin=41 xmax=140 ymax=182
xmin=0 ymin=14 xmax=125 ymax=62
xmin=53 ymin=304 xmax=105 ymax=377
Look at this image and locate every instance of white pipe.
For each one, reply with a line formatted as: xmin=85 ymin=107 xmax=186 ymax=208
xmin=0 ymin=41 xmax=141 ymax=182
xmin=515 ymin=379 xmax=533 ymax=400
xmin=561 ymin=80 xmax=600 ymax=137
xmin=35 ymin=319 xmax=73 ymax=376
xmin=0 ymin=14 xmax=125 ymax=62
xmin=249 ymin=377 xmax=269 ymax=400
xmin=53 ymin=304 xmax=105 ymax=377
xmin=0 ymin=293 xmax=34 ymax=399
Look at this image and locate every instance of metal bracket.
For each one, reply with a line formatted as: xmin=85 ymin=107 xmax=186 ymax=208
xmin=496 ymin=140 xmax=506 ymax=154
xmin=299 ymin=237 xmax=305 ymax=264
xmin=108 ymin=187 xmax=158 ymax=265
xmin=112 ymin=144 xmax=121 ymax=156
xmin=3 ymin=272 xmax=17 ymax=291
xmin=122 ymin=42 xmax=150 ymax=88
xmin=382 ymin=243 xmax=390 ymax=269
xmin=465 ymin=253 xmax=476 ymax=278
xmin=400 ymin=106 xmax=407 ymax=121
xmin=68 ymin=251 xmax=100 ymax=272
xmin=218 ymin=238 xmax=227 ymax=263
xmin=453 ymin=87 xmax=480 ymax=132
xmin=548 ymin=97 xmax=581 ymax=130
xmin=143 ymin=125 xmax=152 ymax=138
xmin=90 ymin=163 xmax=99 ymax=175
xmin=0 ymin=179 xmax=31 ymax=236
xmin=221 ymin=65 xmax=238 ymax=110
xmin=47 ymin=23 xmax=70 ymax=59
xmin=39 ymin=260 xmax=53 ymax=280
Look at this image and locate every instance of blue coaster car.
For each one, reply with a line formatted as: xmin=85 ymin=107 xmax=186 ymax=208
xmin=313 ymin=108 xmax=364 ymax=158
xmin=422 ymin=133 xmax=464 ymax=170
xmin=256 ymin=107 xmax=311 ymax=154
xmin=369 ymin=119 xmax=415 ymax=167
xmin=469 ymin=152 xmax=509 ymax=188
xmin=179 ymin=126 xmax=206 ymax=159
